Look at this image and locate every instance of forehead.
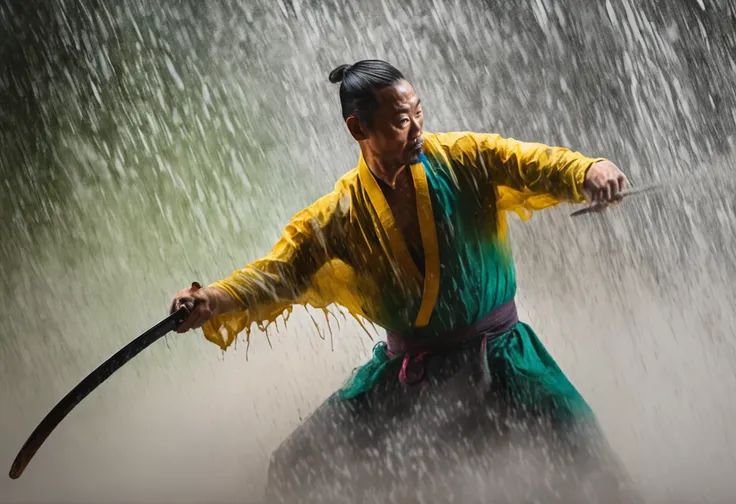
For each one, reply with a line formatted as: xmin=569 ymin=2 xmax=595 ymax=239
xmin=375 ymin=81 xmax=420 ymax=111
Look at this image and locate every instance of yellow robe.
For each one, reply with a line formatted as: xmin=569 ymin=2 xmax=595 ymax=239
xmin=202 ymin=131 xmax=603 ymax=351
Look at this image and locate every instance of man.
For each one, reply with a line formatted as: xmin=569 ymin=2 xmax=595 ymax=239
xmin=171 ymin=60 xmax=638 ymax=503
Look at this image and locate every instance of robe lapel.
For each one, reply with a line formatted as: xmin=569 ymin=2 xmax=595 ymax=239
xmin=358 ymin=154 xmax=441 ymax=328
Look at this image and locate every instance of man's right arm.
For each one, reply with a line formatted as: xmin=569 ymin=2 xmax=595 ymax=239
xmin=170 ymin=190 xmax=345 ymax=350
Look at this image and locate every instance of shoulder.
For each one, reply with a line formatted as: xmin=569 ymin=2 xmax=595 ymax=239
xmin=294 ymin=168 xmax=357 ymax=224
xmin=333 ymin=167 xmax=360 ymax=193
xmin=423 ymin=131 xmax=504 ymax=169
xmin=424 ymin=131 xmax=502 ymax=158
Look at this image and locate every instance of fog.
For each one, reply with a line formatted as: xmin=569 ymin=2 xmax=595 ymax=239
xmin=1 ymin=1 xmax=735 ymax=502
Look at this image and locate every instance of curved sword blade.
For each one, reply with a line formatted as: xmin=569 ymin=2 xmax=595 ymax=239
xmin=8 ymin=306 xmax=190 ymax=479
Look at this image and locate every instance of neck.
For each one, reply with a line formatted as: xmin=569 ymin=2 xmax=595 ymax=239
xmin=361 ymin=147 xmax=406 ymax=189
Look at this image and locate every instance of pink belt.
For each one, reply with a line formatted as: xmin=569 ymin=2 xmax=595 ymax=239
xmin=385 ymin=300 xmax=519 ymax=386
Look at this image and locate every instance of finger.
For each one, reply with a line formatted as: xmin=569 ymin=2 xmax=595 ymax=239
xmin=177 ymin=305 xmax=210 ymax=333
xmin=618 ymin=174 xmax=626 ymax=192
xmin=176 ymin=315 xmax=192 ymax=333
xmin=596 ymin=189 xmax=605 ymax=204
xmin=183 ymin=298 xmax=196 ymax=313
xmin=188 ymin=309 xmax=211 ymax=330
xmin=170 ymin=289 xmax=193 ymax=315
xmin=177 ymin=296 xmax=197 ymax=314
xmin=171 ymin=298 xmax=197 ymax=331
xmin=171 ymin=297 xmax=188 ymax=315
xmin=609 ymin=179 xmax=619 ymax=200
xmin=604 ymin=182 xmax=612 ymax=202
xmin=176 ymin=310 xmax=198 ymax=333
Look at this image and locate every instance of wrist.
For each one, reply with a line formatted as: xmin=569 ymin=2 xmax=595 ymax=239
xmin=202 ymin=285 xmax=241 ymax=316
xmin=194 ymin=286 xmax=218 ymax=316
xmin=582 ymin=158 xmax=607 ymax=196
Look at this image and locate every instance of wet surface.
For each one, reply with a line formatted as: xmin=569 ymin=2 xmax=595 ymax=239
xmin=1 ymin=0 xmax=735 ymax=502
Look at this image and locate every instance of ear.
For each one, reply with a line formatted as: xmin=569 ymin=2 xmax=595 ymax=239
xmin=346 ymin=115 xmax=368 ymax=141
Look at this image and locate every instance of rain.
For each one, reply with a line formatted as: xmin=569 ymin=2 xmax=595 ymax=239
xmin=1 ymin=0 xmax=735 ymax=502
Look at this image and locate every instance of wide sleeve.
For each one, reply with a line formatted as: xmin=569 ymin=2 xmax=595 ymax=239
xmin=202 ymin=191 xmax=345 ymax=350
xmin=437 ymin=131 xmax=607 ymax=219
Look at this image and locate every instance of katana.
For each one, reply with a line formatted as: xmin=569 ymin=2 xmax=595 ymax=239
xmin=8 ymin=304 xmax=194 ymax=479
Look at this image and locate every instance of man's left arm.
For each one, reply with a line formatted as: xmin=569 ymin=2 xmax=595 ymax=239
xmin=451 ymin=132 xmax=627 ymax=205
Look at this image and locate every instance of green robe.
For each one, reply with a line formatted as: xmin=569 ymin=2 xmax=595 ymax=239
xmin=205 ymin=131 xmax=637 ymax=502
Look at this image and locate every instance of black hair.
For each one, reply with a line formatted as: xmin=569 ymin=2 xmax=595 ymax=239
xmin=328 ymin=60 xmax=405 ymax=126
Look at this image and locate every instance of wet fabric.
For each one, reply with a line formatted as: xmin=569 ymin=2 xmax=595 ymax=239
xmin=348 ymin=299 xmax=519 ymax=392
xmin=201 ymin=131 xmax=605 ymax=351
xmin=339 ymin=321 xmax=593 ymax=424
xmin=264 ymin=324 xmax=641 ymax=504
xmin=199 ymin=130 xmax=636 ymax=501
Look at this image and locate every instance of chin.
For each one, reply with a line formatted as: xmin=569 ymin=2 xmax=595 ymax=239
xmin=407 ymin=149 xmax=423 ymax=164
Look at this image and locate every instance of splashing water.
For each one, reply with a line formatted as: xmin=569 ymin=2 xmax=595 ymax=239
xmin=1 ymin=0 xmax=735 ymax=502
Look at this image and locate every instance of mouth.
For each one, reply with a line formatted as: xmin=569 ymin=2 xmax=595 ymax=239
xmin=409 ymin=139 xmax=424 ymax=152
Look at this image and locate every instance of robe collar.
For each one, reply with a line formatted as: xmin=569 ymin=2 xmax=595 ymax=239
xmin=357 ymin=153 xmax=440 ymax=328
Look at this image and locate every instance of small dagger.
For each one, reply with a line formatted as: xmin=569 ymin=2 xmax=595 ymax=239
xmin=570 ymin=183 xmax=665 ymax=217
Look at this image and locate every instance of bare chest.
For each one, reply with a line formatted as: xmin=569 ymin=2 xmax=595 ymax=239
xmin=380 ymin=172 xmax=424 ymax=269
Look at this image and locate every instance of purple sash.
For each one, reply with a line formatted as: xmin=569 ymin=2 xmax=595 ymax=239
xmin=386 ymin=300 xmax=519 ymax=386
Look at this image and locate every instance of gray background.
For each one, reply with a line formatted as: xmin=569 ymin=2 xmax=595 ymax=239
xmin=1 ymin=0 xmax=735 ymax=502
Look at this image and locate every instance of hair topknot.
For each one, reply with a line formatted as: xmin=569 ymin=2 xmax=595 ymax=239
xmin=329 ymin=64 xmax=351 ymax=84
xmin=328 ymin=60 xmax=406 ymax=124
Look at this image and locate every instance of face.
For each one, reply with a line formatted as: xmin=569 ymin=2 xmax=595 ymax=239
xmin=349 ymin=80 xmax=425 ymax=167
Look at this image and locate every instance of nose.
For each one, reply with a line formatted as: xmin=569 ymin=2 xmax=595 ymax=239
xmin=409 ymin=117 xmax=422 ymax=139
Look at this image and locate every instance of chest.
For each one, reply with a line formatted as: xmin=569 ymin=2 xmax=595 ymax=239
xmin=380 ymin=170 xmax=424 ymax=268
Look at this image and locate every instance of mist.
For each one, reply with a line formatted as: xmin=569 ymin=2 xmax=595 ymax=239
xmin=2 ymin=1 xmax=736 ymax=502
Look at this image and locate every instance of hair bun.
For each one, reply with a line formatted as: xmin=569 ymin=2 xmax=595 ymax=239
xmin=329 ymin=64 xmax=351 ymax=84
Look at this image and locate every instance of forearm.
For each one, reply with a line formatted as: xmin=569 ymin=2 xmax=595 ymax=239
xmin=204 ymin=285 xmax=244 ymax=316
xmin=209 ymin=255 xmax=314 ymax=313
xmin=478 ymin=133 xmax=605 ymax=202
xmin=199 ymin=192 xmax=342 ymax=350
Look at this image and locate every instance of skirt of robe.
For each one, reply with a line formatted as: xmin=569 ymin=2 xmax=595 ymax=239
xmin=264 ymin=322 xmax=642 ymax=504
